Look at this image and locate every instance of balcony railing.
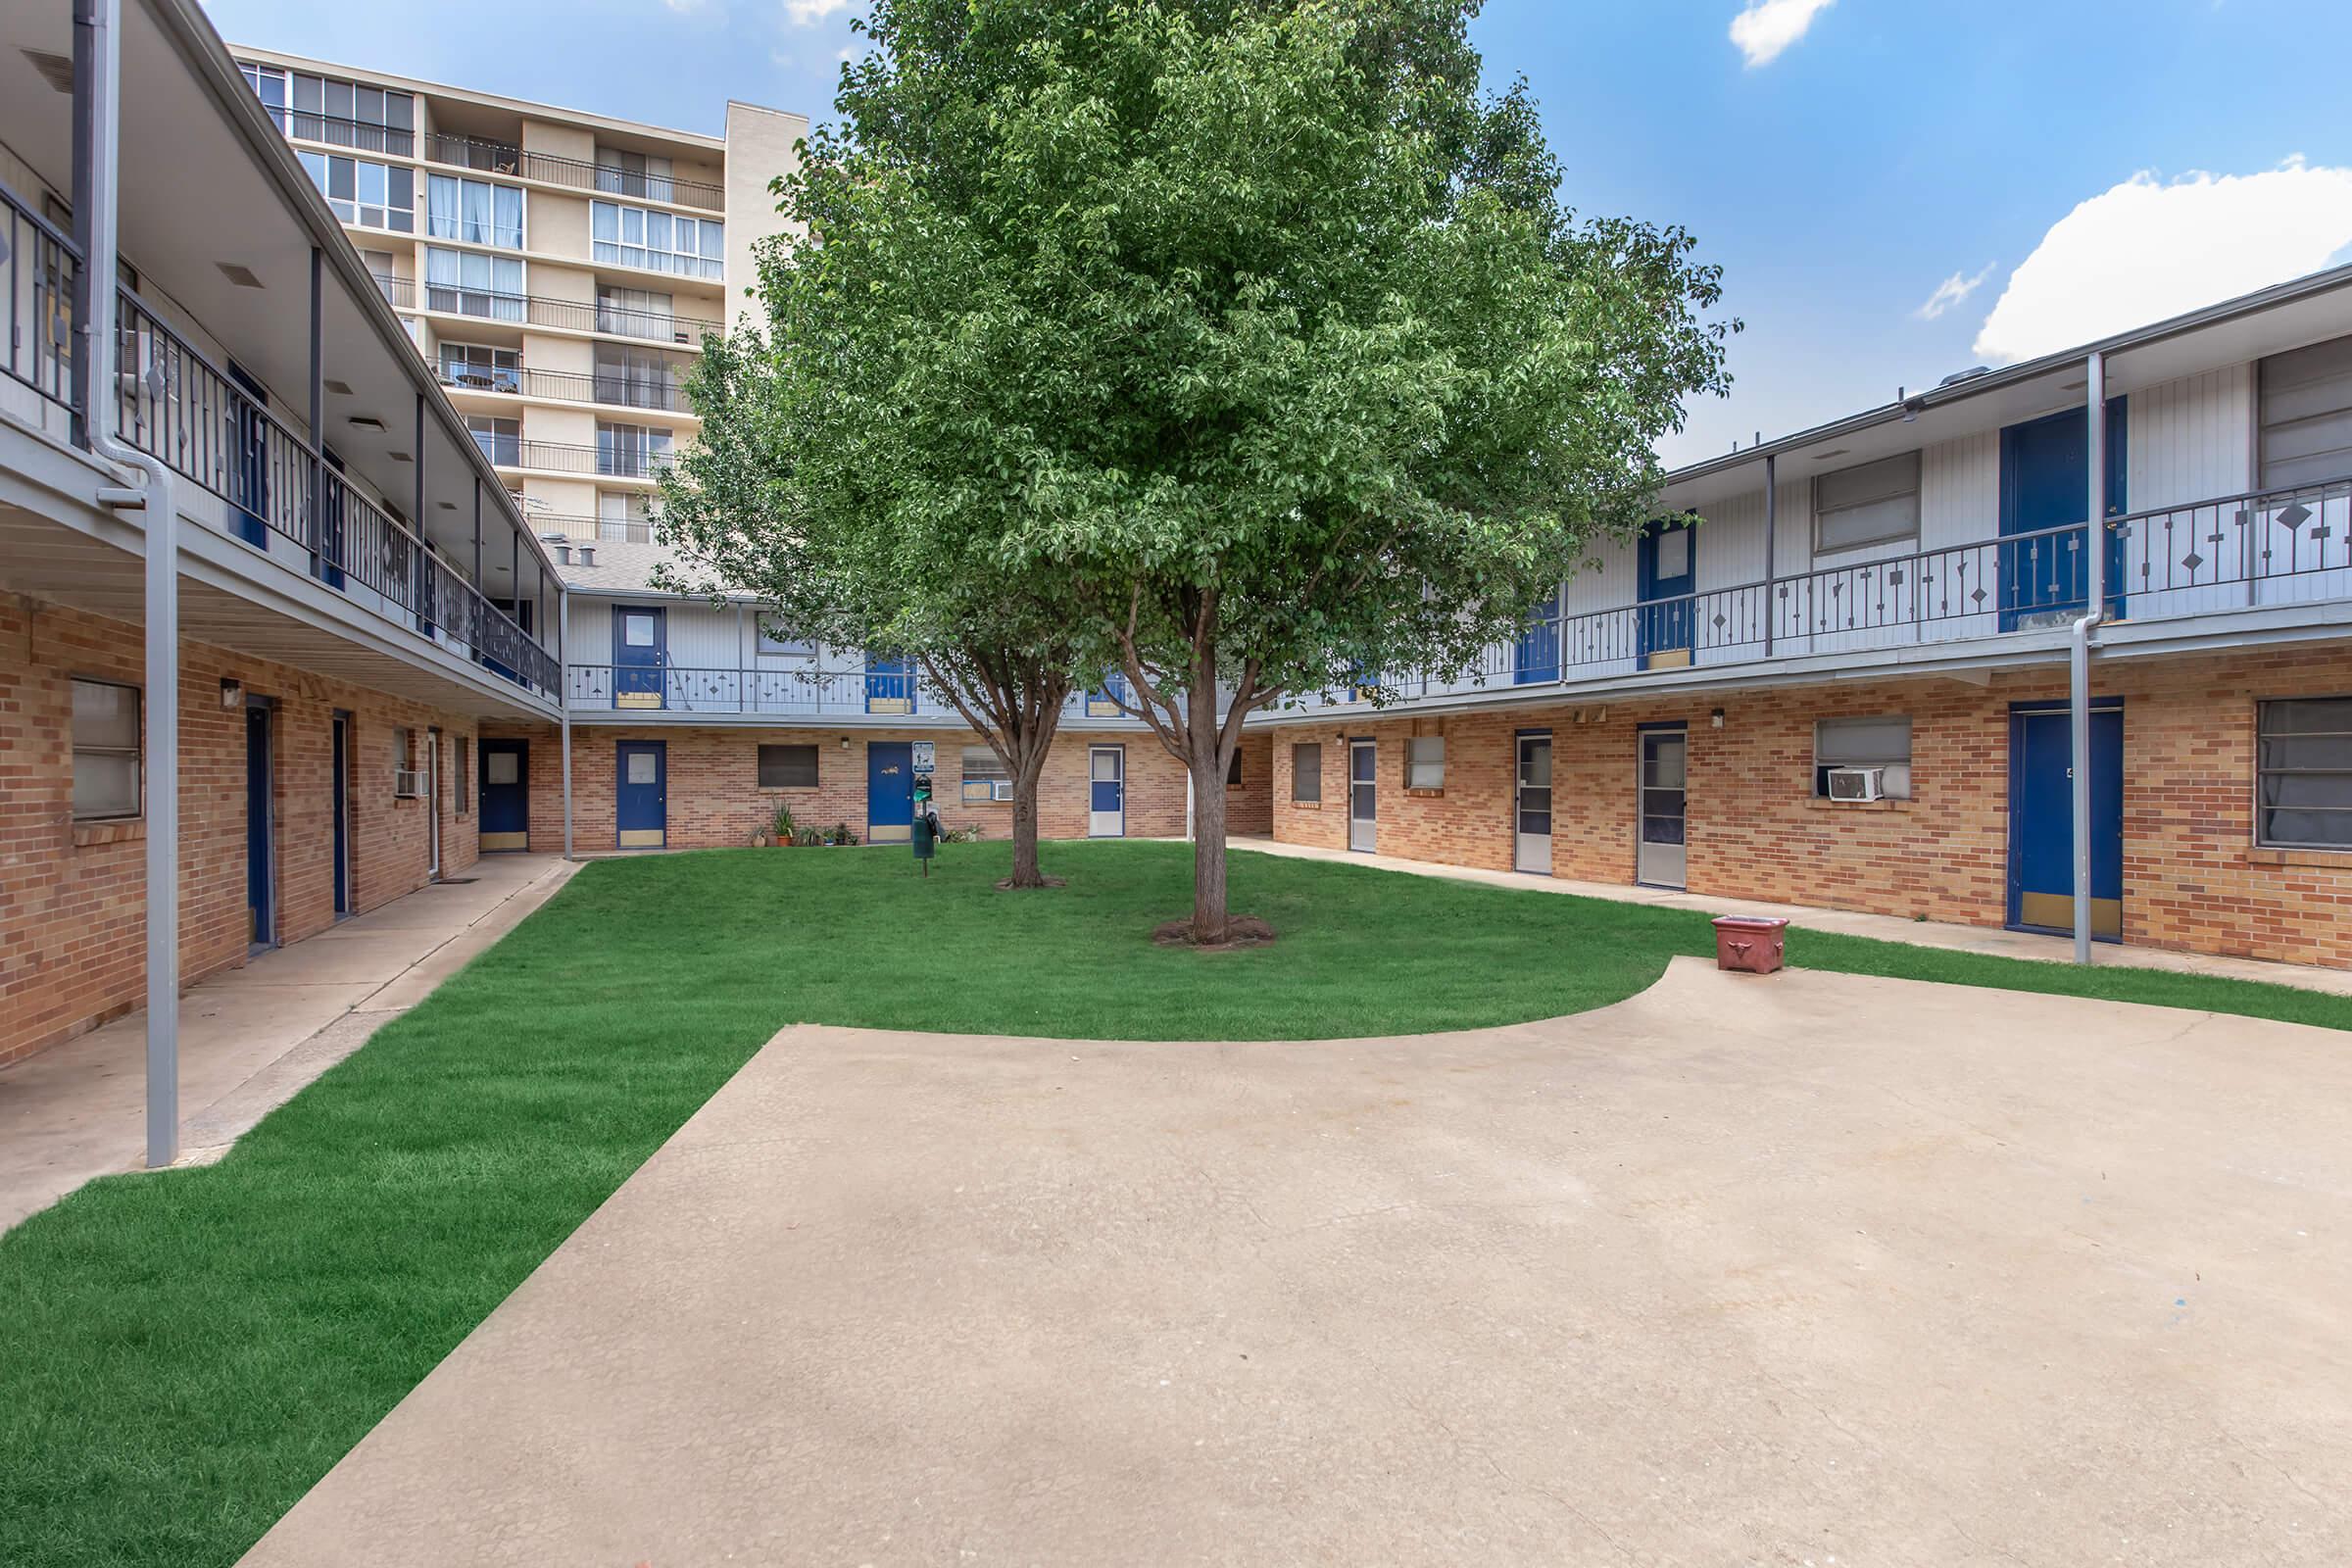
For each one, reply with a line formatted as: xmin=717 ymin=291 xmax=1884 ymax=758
xmin=2 ymin=182 xmax=78 ymax=420
xmin=501 ymin=438 xmax=675 ymax=478
xmin=277 ymin=109 xmax=415 ymax=159
xmin=421 ymin=131 xmax=726 ymax=212
xmin=374 ymin=273 xmax=719 ymax=345
xmin=432 ymin=361 xmax=691 ymax=414
xmin=1307 ymin=480 xmax=2352 ymax=708
xmin=564 ymin=662 xmax=1157 ymax=721
xmin=109 ymin=286 xmax=560 ymax=698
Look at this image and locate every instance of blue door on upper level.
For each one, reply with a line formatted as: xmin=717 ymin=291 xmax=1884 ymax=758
xmin=612 ymin=605 xmax=666 ymax=710
xmin=866 ymin=656 xmax=914 ymax=714
xmin=225 ymin=360 xmax=270 ymax=549
xmin=1999 ymin=400 xmax=2128 ymax=631
xmin=615 ymin=741 xmax=666 ymax=849
xmin=1637 ymin=516 xmax=1696 ymax=667
xmin=867 ymin=742 xmax=914 ymax=844
xmin=1514 ymin=590 xmax=1560 ymax=684
xmin=2008 ymin=701 xmax=2123 ymax=939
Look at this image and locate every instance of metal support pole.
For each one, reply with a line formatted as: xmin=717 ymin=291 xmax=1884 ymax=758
xmin=559 ymin=587 xmax=574 ymax=859
xmin=471 ymin=479 xmax=482 ymax=589
xmin=2070 ymin=351 xmax=2108 ymax=965
xmin=307 ymin=246 xmax=322 ymax=576
xmin=69 ymin=0 xmax=95 ymax=448
xmin=1761 ymin=452 xmax=1778 ymax=657
xmin=413 ymin=393 xmax=427 ymax=624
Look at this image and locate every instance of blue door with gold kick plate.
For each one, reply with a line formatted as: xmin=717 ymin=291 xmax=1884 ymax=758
xmin=616 ymin=740 xmax=665 ymax=849
xmin=1999 ymin=401 xmax=2128 ymax=630
xmin=867 ymin=741 xmax=914 ymax=844
xmin=1637 ymin=516 xmax=1696 ymax=667
xmin=479 ymin=739 xmax=530 ymax=852
xmin=2008 ymin=700 xmax=2122 ymax=938
xmin=612 ymin=606 xmax=666 ymax=710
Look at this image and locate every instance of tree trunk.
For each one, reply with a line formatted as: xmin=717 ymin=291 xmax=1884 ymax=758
xmin=1006 ymin=772 xmax=1045 ymax=888
xmin=1186 ymin=674 xmax=1231 ymax=943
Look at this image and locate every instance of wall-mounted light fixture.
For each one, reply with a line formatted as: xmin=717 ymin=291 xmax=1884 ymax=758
xmin=840 ymin=736 xmax=851 ymax=750
xmin=1710 ymin=708 xmax=1725 ymax=729
xmin=220 ymin=678 xmax=244 ymax=710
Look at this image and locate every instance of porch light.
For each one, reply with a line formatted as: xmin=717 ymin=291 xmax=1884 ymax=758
xmin=220 ymin=678 xmax=243 ymax=710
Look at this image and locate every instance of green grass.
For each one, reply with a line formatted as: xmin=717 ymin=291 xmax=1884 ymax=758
xmin=5 ymin=839 xmax=2347 ymax=1565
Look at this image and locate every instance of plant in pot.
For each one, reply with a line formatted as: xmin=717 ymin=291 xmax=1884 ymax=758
xmin=795 ymin=825 xmax=823 ymax=847
xmin=770 ymin=803 xmax=799 ymax=848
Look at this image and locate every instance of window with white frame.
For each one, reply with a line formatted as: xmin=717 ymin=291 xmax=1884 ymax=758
xmin=595 ymin=148 xmax=676 ymax=202
xmin=598 ymin=491 xmax=656 ymax=542
xmin=593 ymin=346 xmax=682 ymax=411
xmin=591 ymin=201 xmax=723 ymax=280
xmin=297 ymin=152 xmax=414 ymax=233
xmin=1292 ymin=743 xmax=1323 ymax=803
xmin=597 ymin=285 xmax=673 ymax=338
xmin=2257 ymin=698 xmax=2352 ymax=850
xmin=239 ymin=63 xmax=288 ymax=131
xmin=439 ymin=343 xmax=518 ymax=393
xmin=758 ymin=744 xmax=819 ymax=790
xmin=961 ymin=746 xmax=1013 ymax=803
xmin=426 ymin=174 xmax=524 ymax=250
xmin=392 ymin=727 xmax=419 ymax=796
xmin=271 ymin=70 xmax=416 ymax=156
xmin=757 ymin=620 xmax=816 ymax=658
xmin=1813 ymin=452 xmax=1921 ymax=555
xmin=1814 ymin=715 xmax=1912 ymax=798
xmin=465 ymin=415 xmax=519 ymax=466
xmin=598 ymin=421 xmax=672 ymax=478
xmin=71 ymin=678 xmax=141 ymax=820
xmin=424 ymin=247 xmax=523 ymax=321
xmin=1405 ymin=734 xmax=1446 ymax=791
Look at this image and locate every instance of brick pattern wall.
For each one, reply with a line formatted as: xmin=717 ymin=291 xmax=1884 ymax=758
xmin=1226 ymin=731 xmax=1274 ymax=836
xmin=530 ymin=726 xmax=1191 ymax=851
xmin=2 ymin=595 xmax=482 ymax=1066
xmin=1266 ymin=644 xmax=2352 ymax=968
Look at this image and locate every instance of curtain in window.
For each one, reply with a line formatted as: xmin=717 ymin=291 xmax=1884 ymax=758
xmin=463 ymin=179 xmax=493 ymax=246
xmin=428 ymin=176 xmax=460 ymax=240
xmin=495 ymin=187 xmax=522 ymax=249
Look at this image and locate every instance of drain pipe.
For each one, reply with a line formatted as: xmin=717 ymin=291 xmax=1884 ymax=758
xmin=2068 ymin=350 xmax=2108 ymax=966
xmin=80 ymin=0 xmax=183 ymax=1165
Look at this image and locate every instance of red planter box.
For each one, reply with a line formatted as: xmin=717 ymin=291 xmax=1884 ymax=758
xmin=1711 ymin=915 xmax=1788 ymax=974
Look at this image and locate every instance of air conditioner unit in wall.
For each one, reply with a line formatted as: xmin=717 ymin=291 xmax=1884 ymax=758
xmin=1826 ymin=765 xmax=1885 ymax=803
xmin=393 ymin=767 xmax=426 ymax=799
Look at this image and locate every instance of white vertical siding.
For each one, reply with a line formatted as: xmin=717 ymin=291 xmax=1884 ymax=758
xmin=2127 ymin=364 xmax=2252 ymax=513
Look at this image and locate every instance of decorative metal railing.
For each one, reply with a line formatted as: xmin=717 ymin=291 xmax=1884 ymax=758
xmin=374 ymin=272 xmax=720 ymax=345
xmin=421 ymin=132 xmax=726 ymax=212
xmin=2 ymin=181 xmax=78 ymax=416
xmin=564 ymin=662 xmax=1162 ymax=722
xmin=1310 ymin=477 xmax=2352 ymax=706
xmin=280 ymin=110 xmax=415 ymax=159
xmin=109 ymin=286 xmax=560 ymax=697
xmin=433 ymin=360 xmax=691 ymax=413
xmin=512 ymin=437 xmax=675 ymax=478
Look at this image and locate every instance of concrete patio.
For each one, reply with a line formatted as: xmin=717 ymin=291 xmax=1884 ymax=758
xmin=0 ymin=853 xmax=576 ymax=1232
xmin=240 ymin=957 xmax=2352 ymax=1567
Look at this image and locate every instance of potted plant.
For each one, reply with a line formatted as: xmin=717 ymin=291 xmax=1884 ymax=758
xmin=771 ymin=803 xmax=799 ymax=848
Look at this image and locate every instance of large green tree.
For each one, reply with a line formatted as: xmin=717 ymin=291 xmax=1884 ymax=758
xmin=685 ymin=0 xmax=1733 ymax=937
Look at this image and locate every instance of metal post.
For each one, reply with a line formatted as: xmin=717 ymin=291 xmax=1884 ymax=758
xmin=1761 ymin=452 xmax=1778 ymax=657
xmin=2070 ymin=350 xmax=2108 ymax=965
xmin=471 ymin=479 xmax=482 ymax=588
xmin=69 ymin=0 xmax=96 ymax=449
xmin=413 ymin=393 xmax=427 ymax=625
xmin=559 ymin=586 xmax=574 ymax=859
xmin=307 ymin=246 xmax=322 ymax=577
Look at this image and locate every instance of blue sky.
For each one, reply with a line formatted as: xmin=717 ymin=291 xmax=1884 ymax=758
xmin=201 ymin=0 xmax=2352 ymax=466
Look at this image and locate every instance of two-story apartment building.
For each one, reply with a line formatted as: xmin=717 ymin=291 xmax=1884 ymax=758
xmin=1255 ymin=272 xmax=2352 ymax=968
xmin=0 ymin=0 xmax=568 ymax=1154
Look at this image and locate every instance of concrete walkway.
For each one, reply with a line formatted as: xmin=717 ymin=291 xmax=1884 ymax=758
xmin=0 ymin=854 xmax=577 ymax=1232
xmin=240 ymin=960 xmax=2352 ymax=1567
xmin=1235 ymin=835 xmax=2352 ymax=997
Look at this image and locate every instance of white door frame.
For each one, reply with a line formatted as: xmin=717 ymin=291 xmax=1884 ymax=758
xmin=1088 ymin=745 xmax=1125 ymax=838
xmin=1348 ymin=738 xmax=1377 ymax=854
xmin=1635 ymin=726 xmax=1687 ymax=890
xmin=425 ymin=725 xmax=443 ymax=879
xmin=1515 ymin=731 xmax=1553 ymax=875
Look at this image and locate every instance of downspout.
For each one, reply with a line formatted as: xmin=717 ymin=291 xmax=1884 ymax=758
xmin=81 ymin=0 xmax=183 ymax=1167
xmin=2069 ymin=350 xmax=2108 ymax=965
xmin=1761 ymin=452 xmax=1777 ymax=657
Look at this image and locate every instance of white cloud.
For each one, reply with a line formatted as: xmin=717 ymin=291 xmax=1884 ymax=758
xmin=1729 ymin=0 xmax=1835 ymax=68
xmin=1974 ymin=159 xmax=2352 ymax=364
xmin=1914 ymin=263 xmax=1994 ymax=321
xmin=785 ymin=0 xmax=851 ymax=23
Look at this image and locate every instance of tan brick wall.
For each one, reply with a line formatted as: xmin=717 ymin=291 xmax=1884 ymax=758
xmin=1227 ymin=731 xmax=1273 ymax=836
xmin=2 ymin=595 xmax=482 ymax=1066
xmin=1265 ymin=643 xmax=2352 ymax=969
xmin=528 ymin=726 xmax=1189 ymax=851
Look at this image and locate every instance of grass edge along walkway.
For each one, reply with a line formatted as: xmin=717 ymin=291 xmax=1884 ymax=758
xmin=4 ymin=840 xmax=2347 ymax=1567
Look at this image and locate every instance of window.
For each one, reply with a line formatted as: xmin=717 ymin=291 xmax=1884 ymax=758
xmin=240 ymin=63 xmax=288 ymax=130
xmin=465 ymin=415 xmax=519 ymax=466
xmin=424 ymin=247 xmax=523 ymax=321
xmin=2257 ymin=698 xmax=2352 ymax=849
xmin=1814 ymin=715 xmax=1912 ymax=799
xmin=758 ymin=744 xmax=819 ymax=789
xmin=598 ymin=286 xmax=699 ymax=344
xmin=1085 ymin=672 xmax=1131 ymax=718
xmin=272 ymin=71 xmax=414 ymax=155
xmin=1813 ymin=452 xmax=1921 ymax=555
xmin=961 ymin=746 xmax=1013 ymax=804
xmin=440 ymin=343 xmax=518 ymax=393
xmin=426 ymin=174 xmax=524 ymax=250
xmin=620 ymin=611 xmax=658 ymax=648
xmin=392 ymin=727 xmax=419 ymax=796
xmin=1405 ymin=734 xmax=1446 ymax=791
xmin=1292 ymin=743 xmax=1323 ymax=803
xmin=591 ymin=201 xmax=724 ymax=280
xmin=599 ymin=491 xmax=656 ymax=542
xmin=1226 ymin=749 xmax=1243 ymax=787
xmin=457 ymin=739 xmax=471 ymax=814
xmin=2258 ymin=335 xmax=2352 ymax=490
xmin=758 ymin=622 xmax=815 ymax=658
xmin=594 ymin=346 xmax=681 ymax=411
xmin=297 ymin=152 xmax=414 ymax=232
xmin=486 ymin=749 xmax=520 ymax=787
xmin=598 ymin=421 xmax=672 ymax=478
xmin=595 ymin=147 xmax=676 ymax=202
xmin=71 ymin=678 xmax=141 ymax=820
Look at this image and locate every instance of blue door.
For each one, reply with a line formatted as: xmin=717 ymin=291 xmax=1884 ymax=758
xmin=612 ymin=606 xmax=666 ymax=710
xmin=867 ymin=742 xmax=914 ymax=844
xmin=479 ymin=739 xmax=530 ymax=852
xmin=1514 ymin=590 xmax=1560 ymax=684
xmin=1637 ymin=517 xmax=1696 ymax=667
xmin=246 ymin=704 xmax=273 ymax=946
xmin=866 ymin=656 xmax=914 ymax=714
xmin=616 ymin=741 xmax=666 ymax=849
xmin=1999 ymin=400 xmax=2128 ymax=630
xmin=1089 ymin=745 xmax=1125 ymax=837
xmin=225 ymin=360 xmax=270 ymax=549
xmin=2008 ymin=702 xmax=2123 ymax=938
xmin=330 ymin=713 xmax=350 ymax=914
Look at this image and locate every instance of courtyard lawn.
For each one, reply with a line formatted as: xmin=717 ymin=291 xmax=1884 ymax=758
xmin=5 ymin=838 xmax=2349 ymax=1566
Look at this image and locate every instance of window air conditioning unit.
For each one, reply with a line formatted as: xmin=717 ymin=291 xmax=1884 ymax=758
xmin=393 ymin=767 xmax=426 ymax=799
xmin=1826 ymin=765 xmax=1885 ymax=803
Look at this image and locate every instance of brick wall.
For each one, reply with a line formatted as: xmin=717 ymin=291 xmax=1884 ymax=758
xmin=1265 ymin=643 xmax=2352 ymax=968
xmin=528 ymin=725 xmax=1191 ymax=852
xmin=1227 ymin=731 xmax=1274 ymax=836
xmin=2 ymin=595 xmax=482 ymax=1066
